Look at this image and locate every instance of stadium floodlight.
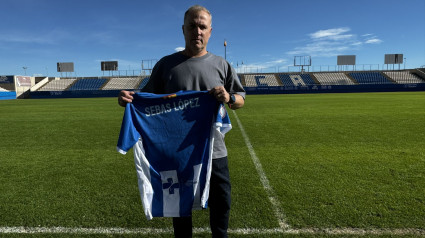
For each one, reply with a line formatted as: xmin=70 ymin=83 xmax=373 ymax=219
xmin=101 ymin=61 xmax=118 ymax=71
xmin=100 ymin=61 xmax=119 ymax=76
xmin=224 ymin=39 xmax=227 ymax=60
xmin=384 ymin=54 xmax=403 ymax=70
xmin=57 ymin=62 xmax=75 ymax=78
xmin=141 ymin=59 xmax=158 ymax=75
xmin=57 ymin=62 xmax=74 ymax=72
xmin=294 ymin=56 xmax=311 ymax=73
xmin=337 ymin=55 xmax=356 ymax=71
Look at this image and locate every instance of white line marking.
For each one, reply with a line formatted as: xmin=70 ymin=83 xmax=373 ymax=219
xmin=1 ymin=227 xmax=424 ymax=236
xmin=232 ymin=110 xmax=290 ymax=229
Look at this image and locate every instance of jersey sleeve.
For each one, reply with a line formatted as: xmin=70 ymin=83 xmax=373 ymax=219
xmin=116 ymin=103 xmax=142 ymax=154
xmin=215 ymin=104 xmax=232 ymax=134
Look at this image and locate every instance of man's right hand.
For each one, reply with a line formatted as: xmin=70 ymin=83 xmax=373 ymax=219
xmin=118 ymin=90 xmax=135 ymax=107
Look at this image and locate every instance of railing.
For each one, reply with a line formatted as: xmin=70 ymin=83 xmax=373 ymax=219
xmin=235 ymin=64 xmax=386 ymax=74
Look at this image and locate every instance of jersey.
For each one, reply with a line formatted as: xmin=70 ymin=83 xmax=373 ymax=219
xmin=116 ymin=90 xmax=231 ymax=220
xmin=141 ymin=52 xmax=245 ymax=159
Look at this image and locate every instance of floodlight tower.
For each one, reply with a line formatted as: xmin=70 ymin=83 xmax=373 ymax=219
xmin=141 ymin=59 xmax=158 ymax=75
xmin=224 ymin=39 xmax=227 ymax=60
xmin=294 ymin=56 xmax=311 ymax=73
xmin=22 ymin=66 xmax=28 ymax=75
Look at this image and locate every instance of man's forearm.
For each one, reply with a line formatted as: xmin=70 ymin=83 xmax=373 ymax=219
xmin=229 ymin=94 xmax=244 ymax=110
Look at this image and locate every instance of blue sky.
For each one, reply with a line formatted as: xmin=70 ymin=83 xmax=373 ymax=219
xmin=1 ymin=0 xmax=424 ymax=77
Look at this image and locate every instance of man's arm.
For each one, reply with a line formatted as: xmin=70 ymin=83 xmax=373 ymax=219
xmin=209 ymin=86 xmax=244 ymax=110
xmin=118 ymin=90 xmax=135 ymax=107
xmin=228 ymin=94 xmax=244 ymax=110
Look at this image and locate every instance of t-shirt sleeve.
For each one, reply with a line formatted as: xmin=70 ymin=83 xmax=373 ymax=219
xmin=225 ymin=62 xmax=246 ymax=99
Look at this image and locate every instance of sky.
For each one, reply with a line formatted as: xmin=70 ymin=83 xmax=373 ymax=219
xmin=1 ymin=0 xmax=424 ymax=77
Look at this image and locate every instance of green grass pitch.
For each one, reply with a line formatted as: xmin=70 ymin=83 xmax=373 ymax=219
xmin=0 ymin=92 xmax=424 ymax=237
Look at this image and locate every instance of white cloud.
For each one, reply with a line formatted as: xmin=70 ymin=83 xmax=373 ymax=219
xmin=175 ymin=47 xmax=185 ymax=52
xmin=288 ymin=39 xmax=352 ymax=57
xmin=310 ymin=27 xmax=351 ymax=39
xmin=234 ymin=58 xmax=288 ymax=73
xmin=0 ymin=29 xmax=71 ymax=45
xmin=361 ymin=33 xmax=383 ymax=44
xmin=287 ymin=27 xmax=382 ymax=57
xmin=365 ymin=38 xmax=382 ymax=44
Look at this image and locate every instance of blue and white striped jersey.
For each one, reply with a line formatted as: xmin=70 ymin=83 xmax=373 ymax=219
xmin=117 ymin=90 xmax=231 ymax=219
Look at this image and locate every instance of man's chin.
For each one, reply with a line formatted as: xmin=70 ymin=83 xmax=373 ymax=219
xmin=189 ymin=44 xmax=204 ymax=51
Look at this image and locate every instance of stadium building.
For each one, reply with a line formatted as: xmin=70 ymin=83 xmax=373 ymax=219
xmin=1 ymin=56 xmax=425 ymax=100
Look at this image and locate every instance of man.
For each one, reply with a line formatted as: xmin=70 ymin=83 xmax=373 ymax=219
xmin=118 ymin=5 xmax=245 ymax=237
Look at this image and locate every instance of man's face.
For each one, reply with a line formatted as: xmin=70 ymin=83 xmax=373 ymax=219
xmin=182 ymin=10 xmax=212 ymax=56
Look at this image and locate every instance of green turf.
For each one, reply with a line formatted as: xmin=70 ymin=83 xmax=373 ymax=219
xmin=235 ymin=92 xmax=425 ymax=229
xmin=0 ymin=92 xmax=424 ymax=237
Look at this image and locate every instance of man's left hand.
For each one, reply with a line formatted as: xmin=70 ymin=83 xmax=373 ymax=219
xmin=209 ymin=86 xmax=230 ymax=103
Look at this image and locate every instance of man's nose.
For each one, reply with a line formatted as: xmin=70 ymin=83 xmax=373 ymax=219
xmin=196 ymin=27 xmax=202 ymax=35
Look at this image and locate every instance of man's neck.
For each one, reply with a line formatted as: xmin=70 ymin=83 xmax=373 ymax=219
xmin=181 ymin=49 xmax=208 ymax=58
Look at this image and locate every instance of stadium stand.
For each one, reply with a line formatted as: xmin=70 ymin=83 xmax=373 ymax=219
xmin=0 ymin=80 xmax=16 ymax=91
xmin=313 ymin=72 xmax=355 ymax=85
xmin=38 ymin=79 xmax=76 ymax=91
xmin=67 ymin=78 xmax=107 ymax=91
xmin=0 ymin=86 xmax=8 ymax=91
xmin=244 ymin=74 xmax=281 ymax=87
xmin=27 ymin=69 xmax=425 ymax=98
xmin=237 ymin=74 xmax=246 ymax=87
xmin=299 ymin=74 xmax=317 ymax=85
xmin=137 ymin=76 xmax=150 ymax=89
xmin=415 ymin=68 xmax=425 ymax=79
xmin=384 ymin=71 xmax=425 ymax=84
xmin=349 ymin=72 xmax=392 ymax=84
xmin=102 ymin=77 xmax=142 ymax=90
xmin=278 ymin=74 xmax=316 ymax=86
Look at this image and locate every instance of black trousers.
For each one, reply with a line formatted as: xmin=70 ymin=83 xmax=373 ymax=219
xmin=173 ymin=156 xmax=231 ymax=238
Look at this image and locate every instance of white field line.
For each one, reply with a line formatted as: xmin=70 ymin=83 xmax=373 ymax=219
xmin=232 ymin=110 xmax=290 ymax=229
xmin=1 ymin=227 xmax=425 ymax=236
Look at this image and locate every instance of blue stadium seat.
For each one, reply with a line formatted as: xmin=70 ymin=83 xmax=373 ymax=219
xmin=278 ymin=74 xmax=293 ymax=86
xmin=137 ymin=77 xmax=150 ymax=89
xmin=349 ymin=72 xmax=392 ymax=84
xmin=278 ymin=74 xmax=316 ymax=86
xmin=300 ymin=74 xmax=316 ymax=85
xmin=67 ymin=78 xmax=108 ymax=91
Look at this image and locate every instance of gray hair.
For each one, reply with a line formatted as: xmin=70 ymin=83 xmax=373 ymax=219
xmin=184 ymin=5 xmax=212 ymax=26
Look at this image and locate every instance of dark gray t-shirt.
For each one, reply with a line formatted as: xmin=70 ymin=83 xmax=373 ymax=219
xmin=142 ymin=52 xmax=246 ymax=158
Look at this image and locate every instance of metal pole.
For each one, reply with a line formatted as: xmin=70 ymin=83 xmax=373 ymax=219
xmin=224 ymin=39 xmax=227 ymax=60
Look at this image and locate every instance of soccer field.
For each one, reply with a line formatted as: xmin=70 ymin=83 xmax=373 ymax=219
xmin=0 ymin=92 xmax=424 ymax=237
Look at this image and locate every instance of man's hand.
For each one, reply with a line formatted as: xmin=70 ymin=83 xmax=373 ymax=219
xmin=118 ymin=90 xmax=135 ymax=107
xmin=209 ymin=86 xmax=230 ymax=103
xmin=209 ymin=86 xmax=244 ymax=110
